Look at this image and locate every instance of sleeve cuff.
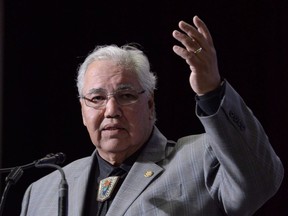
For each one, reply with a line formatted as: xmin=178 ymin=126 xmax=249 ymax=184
xmin=195 ymin=80 xmax=226 ymax=116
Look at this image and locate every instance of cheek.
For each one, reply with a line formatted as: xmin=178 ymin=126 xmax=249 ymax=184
xmin=127 ymin=103 xmax=153 ymax=133
xmin=82 ymin=108 xmax=103 ymax=132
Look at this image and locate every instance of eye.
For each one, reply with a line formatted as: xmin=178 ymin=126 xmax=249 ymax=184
xmin=117 ymin=91 xmax=138 ymax=101
xmin=90 ymin=94 xmax=107 ymax=103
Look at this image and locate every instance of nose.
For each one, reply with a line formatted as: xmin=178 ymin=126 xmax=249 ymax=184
xmin=104 ymin=97 xmax=122 ymax=118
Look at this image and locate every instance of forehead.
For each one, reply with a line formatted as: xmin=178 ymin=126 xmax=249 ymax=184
xmin=83 ymin=60 xmax=140 ymax=92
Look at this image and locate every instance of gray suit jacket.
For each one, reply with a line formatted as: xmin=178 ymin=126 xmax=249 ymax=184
xmin=20 ymin=82 xmax=284 ymax=216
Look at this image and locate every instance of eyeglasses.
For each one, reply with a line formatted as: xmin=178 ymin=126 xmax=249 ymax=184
xmin=81 ymin=89 xmax=146 ymax=109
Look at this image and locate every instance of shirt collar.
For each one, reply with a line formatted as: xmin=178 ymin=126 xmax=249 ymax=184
xmin=95 ymin=141 xmax=148 ymax=179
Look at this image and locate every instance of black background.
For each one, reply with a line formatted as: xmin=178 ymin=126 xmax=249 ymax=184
xmin=1 ymin=0 xmax=288 ymax=215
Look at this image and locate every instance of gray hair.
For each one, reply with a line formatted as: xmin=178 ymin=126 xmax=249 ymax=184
xmin=76 ymin=44 xmax=157 ymax=97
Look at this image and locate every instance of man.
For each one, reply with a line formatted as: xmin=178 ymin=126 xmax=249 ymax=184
xmin=20 ymin=16 xmax=284 ymax=216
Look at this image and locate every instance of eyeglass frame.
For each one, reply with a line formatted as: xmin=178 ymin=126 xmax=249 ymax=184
xmin=80 ymin=88 xmax=146 ymax=109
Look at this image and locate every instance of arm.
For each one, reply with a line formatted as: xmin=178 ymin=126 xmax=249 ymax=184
xmin=172 ymin=16 xmax=284 ymax=215
xmin=199 ymin=81 xmax=283 ymax=215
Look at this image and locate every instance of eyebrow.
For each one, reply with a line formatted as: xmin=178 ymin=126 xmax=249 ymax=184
xmin=116 ymin=84 xmax=134 ymax=91
xmin=87 ymin=84 xmax=135 ymax=95
xmin=87 ymin=88 xmax=106 ymax=95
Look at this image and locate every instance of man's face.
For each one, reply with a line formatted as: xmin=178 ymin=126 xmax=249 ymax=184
xmin=80 ymin=60 xmax=154 ymax=163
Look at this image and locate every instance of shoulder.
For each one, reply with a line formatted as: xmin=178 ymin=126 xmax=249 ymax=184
xmin=167 ymin=133 xmax=210 ymax=158
xmin=33 ymin=154 xmax=93 ymax=186
xmin=176 ymin=133 xmax=210 ymax=149
xmin=62 ymin=155 xmax=93 ymax=173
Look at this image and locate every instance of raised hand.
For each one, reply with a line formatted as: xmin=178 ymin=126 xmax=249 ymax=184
xmin=172 ymin=16 xmax=221 ymax=95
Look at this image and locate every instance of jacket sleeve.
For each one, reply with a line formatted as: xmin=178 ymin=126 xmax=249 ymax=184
xmin=197 ymin=81 xmax=284 ymax=216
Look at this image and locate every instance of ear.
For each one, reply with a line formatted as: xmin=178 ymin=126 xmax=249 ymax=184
xmin=148 ymin=94 xmax=155 ymax=120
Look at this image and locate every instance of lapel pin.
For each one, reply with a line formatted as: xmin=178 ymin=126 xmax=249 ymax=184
xmin=144 ymin=170 xmax=154 ymax=177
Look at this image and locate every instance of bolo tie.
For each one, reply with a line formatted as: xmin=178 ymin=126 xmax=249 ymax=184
xmin=97 ymin=167 xmax=127 ymax=216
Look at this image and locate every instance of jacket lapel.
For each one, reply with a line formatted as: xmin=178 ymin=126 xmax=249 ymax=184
xmin=107 ymin=126 xmax=167 ymax=216
xmin=68 ymin=154 xmax=95 ymax=216
xmin=107 ymin=162 xmax=163 ymax=216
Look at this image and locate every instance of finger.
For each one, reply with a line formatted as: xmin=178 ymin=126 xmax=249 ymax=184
xmin=172 ymin=45 xmax=190 ymax=59
xmin=172 ymin=30 xmax=202 ymax=54
xmin=178 ymin=21 xmax=203 ymax=46
xmin=172 ymin=45 xmax=200 ymax=66
xmin=193 ymin=16 xmax=214 ymax=46
xmin=178 ymin=20 xmax=199 ymax=39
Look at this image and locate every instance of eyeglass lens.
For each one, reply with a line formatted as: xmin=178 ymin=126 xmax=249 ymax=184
xmin=84 ymin=89 xmax=142 ymax=108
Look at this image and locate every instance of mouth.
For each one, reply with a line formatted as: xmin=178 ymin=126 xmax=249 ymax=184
xmin=103 ymin=127 xmax=123 ymax=131
xmin=102 ymin=124 xmax=126 ymax=131
xmin=101 ymin=124 xmax=127 ymax=137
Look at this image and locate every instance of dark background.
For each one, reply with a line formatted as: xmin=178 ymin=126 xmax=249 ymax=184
xmin=1 ymin=0 xmax=287 ymax=215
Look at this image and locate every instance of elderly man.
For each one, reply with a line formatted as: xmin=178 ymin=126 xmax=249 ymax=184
xmin=20 ymin=16 xmax=283 ymax=216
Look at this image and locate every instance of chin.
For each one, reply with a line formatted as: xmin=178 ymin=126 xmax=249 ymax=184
xmin=99 ymin=139 xmax=131 ymax=152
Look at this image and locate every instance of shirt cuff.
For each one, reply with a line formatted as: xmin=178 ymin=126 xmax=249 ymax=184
xmin=195 ymin=80 xmax=226 ymax=116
